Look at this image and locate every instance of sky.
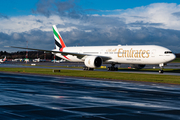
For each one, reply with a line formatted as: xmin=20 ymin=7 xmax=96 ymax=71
xmin=1 ymin=0 xmax=180 ymax=53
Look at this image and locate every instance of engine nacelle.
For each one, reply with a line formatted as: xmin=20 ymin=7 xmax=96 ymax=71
xmin=130 ymin=64 xmax=146 ymax=69
xmin=84 ymin=56 xmax=102 ymax=68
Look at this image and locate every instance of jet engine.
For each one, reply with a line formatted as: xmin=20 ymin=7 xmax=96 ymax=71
xmin=84 ymin=56 xmax=102 ymax=68
xmin=130 ymin=64 xmax=146 ymax=69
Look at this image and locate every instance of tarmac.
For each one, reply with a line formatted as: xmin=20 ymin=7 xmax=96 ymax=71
xmin=0 ymin=72 xmax=180 ymax=119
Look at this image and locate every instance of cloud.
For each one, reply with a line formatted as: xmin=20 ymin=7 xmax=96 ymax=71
xmin=172 ymin=12 xmax=180 ymax=17
xmin=0 ymin=13 xmax=9 ymax=19
xmin=32 ymin=0 xmax=54 ymax=17
xmin=1 ymin=30 xmax=54 ymax=52
xmin=109 ymin=3 xmax=180 ymax=30
xmin=128 ymin=21 xmax=164 ymax=28
xmin=13 ymin=33 xmax=21 ymax=40
xmin=32 ymin=0 xmax=83 ymax=18
xmin=1 ymin=23 xmax=180 ymax=53
xmin=0 ymin=15 xmax=66 ymax=34
xmin=1 ymin=3 xmax=180 ymax=53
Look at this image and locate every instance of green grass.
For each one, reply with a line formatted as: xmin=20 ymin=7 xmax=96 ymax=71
xmin=22 ymin=64 xmax=180 ymax=73
xmin=172 ymin=58 xmax=180 ymax=63
xmin=117 ymin=68 xmax=180 ymax=73
xmin=0 ymin=67 xmax=180 ymax=85
xmin=22 ymin=64 xmax=82 ymax=69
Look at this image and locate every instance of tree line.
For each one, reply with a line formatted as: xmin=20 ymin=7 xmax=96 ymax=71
xmin=0 ymin=51 xmax=56 ymax=60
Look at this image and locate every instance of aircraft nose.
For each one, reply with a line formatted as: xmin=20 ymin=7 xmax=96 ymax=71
xmin=171 ymin=54 xmax=176 ymax=61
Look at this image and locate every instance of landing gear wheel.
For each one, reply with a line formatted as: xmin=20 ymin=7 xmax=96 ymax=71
xmin=107 ymin=67 xmax=110 ymax=71
xmin=159 ymin=63 xmax=164 ymax=73
xmin=107 ymin=64 xmax=118 ymax=71
xmin=159 ymin=70 xmax=164 ymax=73
xmin=83 ymin=66 xmax=94 ymax=71
xmin=88 ymin=68 xmax=94 ymax=71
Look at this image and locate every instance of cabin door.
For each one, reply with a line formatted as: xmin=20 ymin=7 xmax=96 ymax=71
xmin=151 ymin=49 xmax=156 ymax=57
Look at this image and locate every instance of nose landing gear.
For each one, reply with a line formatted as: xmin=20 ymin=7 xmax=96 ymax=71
xmin=159 ymin=63 xmax=165 ymax=73
xmin=159 ymin=69 xmax=164 ymax=73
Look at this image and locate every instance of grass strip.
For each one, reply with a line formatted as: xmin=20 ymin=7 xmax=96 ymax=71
xmin=172 ymin=58 xmax=180 ymax=63
xmin=22 ymin=64 xmax=180 ymax=73
xmin=0 ymin=67 xmax=180 ymax=85
xmin=118 ymin=68 xmax=180 ymax=73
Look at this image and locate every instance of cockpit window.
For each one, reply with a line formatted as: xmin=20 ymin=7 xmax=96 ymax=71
xmin=164 ymin=51 xmax=173 ymax=54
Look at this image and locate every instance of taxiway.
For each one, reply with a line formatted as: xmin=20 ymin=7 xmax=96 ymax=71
xmin=0 ymin=72 xmax=180 ymax=119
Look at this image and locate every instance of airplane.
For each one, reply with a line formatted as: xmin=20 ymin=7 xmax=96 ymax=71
xmin=0 ymin=56 xmax=6 ymax=63
xmin=7 ymin=25 xmax=176 ymax=73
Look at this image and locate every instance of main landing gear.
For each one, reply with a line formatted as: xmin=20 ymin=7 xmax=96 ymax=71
xmin=107 ymin=63 xmax=118 ymax=71
xmin=83 ymin=66 xmax=94 ymax=71
xmin=159 ymin=63 xmax=165 ymax=73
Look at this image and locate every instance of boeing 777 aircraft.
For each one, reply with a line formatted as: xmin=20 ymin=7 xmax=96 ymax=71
xmin=7 ymin=25 xmax=176 ymax=73
xmin=0 ymin=56 xmax=6 ymax=63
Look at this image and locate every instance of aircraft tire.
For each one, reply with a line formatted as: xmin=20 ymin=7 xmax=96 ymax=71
xmin=107 ymin=67 xmax=110 ymax=71
xmin=83 ymin=67 xmax=94 ymax=71
xmin=88 ymin=68 xmax=94 ymax=71
xmin=159 ymin=70 xmax=164 ymax=73
xmin=107 ymin=67 xmax=118 ymax=71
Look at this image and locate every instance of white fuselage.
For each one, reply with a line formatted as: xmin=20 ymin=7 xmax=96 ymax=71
xmin=53 ymin=45 xmax=176 ymax=65
xmin=0 ymin=59 xmax=6 ymax=63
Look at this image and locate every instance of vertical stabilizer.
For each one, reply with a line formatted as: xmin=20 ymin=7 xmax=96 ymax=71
xmin=52 ymin=25 xmax=66 ymax=51
xmin=3 ymin=56 xmax=6 ymax=61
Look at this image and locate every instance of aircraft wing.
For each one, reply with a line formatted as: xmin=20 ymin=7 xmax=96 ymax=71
xmin=5 ymin=46 xmax=111 ymax=61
